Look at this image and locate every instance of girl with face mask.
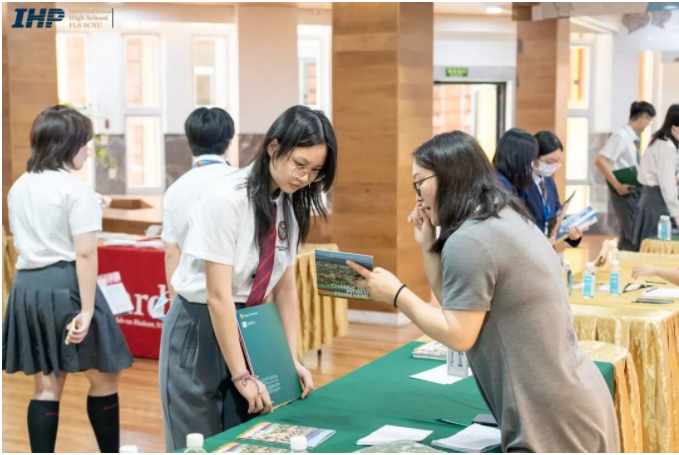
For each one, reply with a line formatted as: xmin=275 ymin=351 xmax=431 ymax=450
xmin=493 ymin=128 xmax=582 ymax=246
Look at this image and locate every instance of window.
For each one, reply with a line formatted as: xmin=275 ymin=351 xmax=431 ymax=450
xmin=192 ymin=37 xmax=227 ymax=108
xmin=569 ymin=46 xmax=590 ymax=110
xmin=56 ymin=34 xmax=88 ymax=108
xmin=126 ymin=117 xmax=162 ymax=189
xmin=125 ymin=35 xmax=159 ymax=108
xmin=298 ymin=26 xmax=331 ymax=115
xmin=298 ymin=38 xmax=321 ymax=109
xmin=565 ymin=117 xmax=590 ymax=214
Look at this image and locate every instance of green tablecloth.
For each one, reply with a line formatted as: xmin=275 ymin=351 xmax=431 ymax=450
xmin=200 ymin=342 xmax=614 ymax=453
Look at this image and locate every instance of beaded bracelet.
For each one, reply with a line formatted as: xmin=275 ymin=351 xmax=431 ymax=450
xmin=231 ymin=372 xmax=261 ymax=394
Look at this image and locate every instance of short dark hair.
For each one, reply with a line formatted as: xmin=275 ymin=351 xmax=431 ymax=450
xmin=492 ymin=128 xmax=539 ymax=191
xmin=184 ymin=107 xmax=235 ymax=157
xmin=650 ymin=104 xmax=679 ymax=148
xmin=246 ymin=105 xmax=337 ymax=248
xmin=535 ymin=131 xmax=563 ymax=157
xmin=413 ymin=131 xmax=532 ymax=254
xmin=630 ymin=101 xmax=656 ymax=120
xmin=27 ymin=105 xmax=93 ymax=173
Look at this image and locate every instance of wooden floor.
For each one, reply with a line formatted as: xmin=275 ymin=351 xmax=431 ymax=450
xmin=1 ymin=235 xmax=607 ymax=453
xmin=2 ymin=323 xmax=424 ymax=453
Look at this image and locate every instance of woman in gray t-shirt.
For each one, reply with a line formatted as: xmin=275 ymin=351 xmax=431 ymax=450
xmin=348 ymin=131 xmax=620 ymax=452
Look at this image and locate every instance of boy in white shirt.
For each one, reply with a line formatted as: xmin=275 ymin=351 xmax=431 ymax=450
xmin=162 ymin=107 xmax=237 ymax=296
xmin=595 ymin=101 xmax=656 ymax=250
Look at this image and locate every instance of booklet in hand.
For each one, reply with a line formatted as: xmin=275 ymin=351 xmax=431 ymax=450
xmin=555 ymin=206 xmax=597 ymax=242
xmin=315 ymin=249 xmax=374 ymax=300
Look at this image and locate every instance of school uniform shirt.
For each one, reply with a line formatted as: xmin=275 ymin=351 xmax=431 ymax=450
xmin=8 ymin=169 xmax=102 ymax=270
xmin=172 ymin=166 xmax=299 ymax=304
xmin=162 ymin=155 xmax=237 ymax=250
xmin=599 ymin=124 xmax=640 ymax=171
xmin=638 ymin=138 xmax=679 ymax=217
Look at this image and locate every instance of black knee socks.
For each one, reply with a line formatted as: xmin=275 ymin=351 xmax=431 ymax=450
xmin=28 ymin=400 xmax=60 ymax=453
xmin=87 ymin=394 xmax=120 ymax=453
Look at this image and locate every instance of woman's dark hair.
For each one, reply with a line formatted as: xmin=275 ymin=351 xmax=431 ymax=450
xmin=630 ymin=101 xmax=656 ymax=120
xmin=535 ymin=131 xmax=563 ymax=158
xmin=27 ymin=105 xmax=93 ymax=173
xmin=246 ymin=105 xmax=337 ymax=248
xmin=492 ymin=128 xmax=539 ymax=191
xmin=649 ymin=104 xmax=679 ymax=148
xmin=184 ymin=107 xmax=235 ymax=157
xmin=413 ymin=131 xmax=532 ymax=254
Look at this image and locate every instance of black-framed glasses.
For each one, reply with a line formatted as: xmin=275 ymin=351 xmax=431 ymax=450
xmin=412 ymin=175 xmax=436 ymax=197
xmin=289 ymin=157 xmax=325 ymax=182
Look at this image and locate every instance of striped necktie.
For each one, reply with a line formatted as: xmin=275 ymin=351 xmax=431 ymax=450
xmin=539 ymin=178 xmax=548 ymax=204
xmin=245 ymin=202 xmax=278 ymax=308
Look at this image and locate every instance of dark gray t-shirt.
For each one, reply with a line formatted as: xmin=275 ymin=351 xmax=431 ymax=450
xmin=442 ymin=208 xmax=619 ymax=453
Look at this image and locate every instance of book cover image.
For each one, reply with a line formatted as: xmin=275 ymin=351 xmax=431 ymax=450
xmin=212 ymin=442 xmax=287 ymax=453
xmin=315 ymin=249 xmax=374 ymax=300
xmin=237 ymin=422 xmax=335 ymax=449
xmin=236 ymin=304 xmax=303 ymax=407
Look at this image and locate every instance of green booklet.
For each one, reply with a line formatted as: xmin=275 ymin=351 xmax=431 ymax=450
xmin=606 ymin=166 xmax=641 ymax=192
xmin=236 ymin=303 xmax=302 ymax=407
xmin=315 ymin=249 xmax=374 ymax=300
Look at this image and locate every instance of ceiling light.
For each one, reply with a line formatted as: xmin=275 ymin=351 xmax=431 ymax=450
xmin=486 ymin=6 xmax=504 ymax=14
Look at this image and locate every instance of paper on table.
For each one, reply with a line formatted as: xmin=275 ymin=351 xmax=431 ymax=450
xmin=432 ymin=424 xmax=501 ymax=453
xmin=410 ymin=364 xmax=473 ymax=385
xmin=641 ymin=288 xmax=679 ymax=299
xmin=357 ymin=425 xmax=433 ymax=446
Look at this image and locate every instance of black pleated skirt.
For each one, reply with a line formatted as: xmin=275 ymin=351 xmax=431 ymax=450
xmin=2 ymin=261 xmax=133 ymax=376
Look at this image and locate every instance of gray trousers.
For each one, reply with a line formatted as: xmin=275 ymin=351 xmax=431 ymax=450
xmin=609 ymin=188 xmax=640 ymax=251
xmin=159 ymin=296 xmax=251 ymax=451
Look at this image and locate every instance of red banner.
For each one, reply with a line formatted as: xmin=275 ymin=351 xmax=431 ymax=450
xmin=98 ymin=245 xmax=167 ymax=359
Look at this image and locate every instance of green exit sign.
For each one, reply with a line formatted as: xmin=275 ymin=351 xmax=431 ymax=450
xmin=445 ymin=67 xmax=468 ymax=77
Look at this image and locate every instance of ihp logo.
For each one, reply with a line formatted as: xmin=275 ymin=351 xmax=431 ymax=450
xmin=12 ymin=8 xmax=65 ymax=28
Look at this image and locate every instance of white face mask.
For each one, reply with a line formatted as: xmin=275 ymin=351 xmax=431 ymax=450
xmin=533 ymin=161 xmax=559 ymax=177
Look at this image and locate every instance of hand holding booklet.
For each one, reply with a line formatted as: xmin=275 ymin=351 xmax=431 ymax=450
xmin=555 ymin=206 xmax=598 ymax=242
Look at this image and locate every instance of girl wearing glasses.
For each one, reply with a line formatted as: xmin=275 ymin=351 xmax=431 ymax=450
xmin=349 ymin=131 xmax=619 ymax=452
xmin=494 ymin=128 xmax=583 ymax=247
xmin=159 ymin=105 xmax=337 ymax=451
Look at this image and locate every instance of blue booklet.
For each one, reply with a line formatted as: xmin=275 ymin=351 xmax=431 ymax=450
xmin=556 ymin=206 xmax=598 ymax=242
xmin=314 ymin=249 xmax=374 ymax=300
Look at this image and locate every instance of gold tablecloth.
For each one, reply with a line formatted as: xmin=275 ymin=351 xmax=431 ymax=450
xmin=2 ymin=236 xmax=349 ymax=357
xmin=640 ymin=238 xmax=679 ymax=255
xmin=296 ymin=244 xmax=349 ymax=358
xmin=570 ymin=252 xmax=679 ymax=453
xmin=579 ymin=341 xmax=643 ymax=453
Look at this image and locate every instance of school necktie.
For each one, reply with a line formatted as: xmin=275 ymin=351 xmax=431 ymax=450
xmin=539 ymin=178 xmax=548 ymax=205
xmin=634 ymin=139 xmax=641 ymax=164
xmin=245 ymin=202 xmax=278 ymax=308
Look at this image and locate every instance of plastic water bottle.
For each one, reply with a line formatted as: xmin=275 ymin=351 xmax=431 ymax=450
xmin=609 ymin=260 xmax=621 ymax=296
xmin=563 ymin=260 xmax=573 ymax=296
xmin=120 ymin=446 xmax=138 ymax=453
xmin=583 ymin=262 xmax=595 ymax=299
xmin=184 ymin=434 xmax=207 ymax=453
xmin=290 ymin=436 xmax=308 ymax=453
xmin=659 ymin=215 xmax=671 ymax=240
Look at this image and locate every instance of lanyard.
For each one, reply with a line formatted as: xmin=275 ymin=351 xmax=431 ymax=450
xmin=193 ymin=159 xmax=225 ymax=168
xmin=543 ymin=201 xmax=552 ymax=236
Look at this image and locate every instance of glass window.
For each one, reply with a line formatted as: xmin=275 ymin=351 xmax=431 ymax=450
xmin=192 ymin=37 xmax=227 ymax=108
xmin=569 ymin=46 xmax=590 ymax=110
xmin=125 ymin=36 xmax=159 ymax=107
xmin=566 ymin=117 xmax=590 ymax=181
xmin=300 ymin=59 xmax=318 ymax=107
xmin=56 ymin=34 xmax=87 ymax=108
xmin=126 ymin=117 xmax=161 ymax=189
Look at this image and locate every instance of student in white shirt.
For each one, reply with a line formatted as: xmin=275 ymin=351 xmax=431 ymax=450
xmin=3 ymin=106 xmax=133 ymax=453
xmin=159 ymin=105 xmax=338 ymax=451
xmin=632 ymin=104 xmax=679 ymax=248
xmin=595 ymin=101 xmax=656 ymax=250
xmin=162 ymin=107 xmax=237 ymax=297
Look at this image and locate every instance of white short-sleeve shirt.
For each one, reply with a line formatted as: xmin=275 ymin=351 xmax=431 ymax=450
xmin=172 ymin=166 xmax=299 ymax=304
xmin=8 ymin=169 xmax=102 ymax=270
xmin=161 ymin=155 xmax=237 ymax=250
xmin=599 ymin=125 xmax=640 ymax=171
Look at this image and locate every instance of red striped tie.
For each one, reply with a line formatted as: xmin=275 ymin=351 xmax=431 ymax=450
xmin=245 ymin=203 xmax=278 ymax=308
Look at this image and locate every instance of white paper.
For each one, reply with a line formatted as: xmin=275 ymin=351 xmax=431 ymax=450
xmin=598 ymin=284 xmax=610 ymax=292
xmin=103 ymin=239 xmax=139 ymax=247
xmin=97 ymin=273 xmax=134 ymax=315
xmin=432 ymin=424 xmax=501 ymax=452
xmin=641 ymin=288 xmax=679 ymax=299
xmin=357 ymin=425 xmax=433 ymax=446
xmin=410 ymin=365 xmax=473 ymax=385
xmin=133 ymin=240 xmax=165 ymax=249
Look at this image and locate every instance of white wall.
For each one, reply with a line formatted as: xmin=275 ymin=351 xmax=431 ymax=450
xmin=610 ymin=34 xmax=640 ymax=131
xmin=659 ymin=61 xmax=679 ymax=119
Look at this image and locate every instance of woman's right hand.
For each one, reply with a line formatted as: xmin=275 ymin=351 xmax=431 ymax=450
xmin=67 ymin=311 xmax=93 ymax=344
xmin=632 ymin=264 xmax=657 ymax=280
xmin=408 ymin=207 xmax=436 ymax=249
xmin=235 ymin=378 xmax=273 ymax=415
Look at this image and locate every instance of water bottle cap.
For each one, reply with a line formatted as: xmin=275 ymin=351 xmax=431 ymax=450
xmin=564 ymin=260 xmax=571 ymax=266
xmin=120 ymin=446 xmax=138 ymax=453
xmin=613 ymin=260 xmax=620 ymax=266
xmin=187 ymin=434 xmax=204 ymax=448
xmin=586 ymin=262 xmax=594 ymax=267
xmin=290 ymin=436 xmax=307 ymax=451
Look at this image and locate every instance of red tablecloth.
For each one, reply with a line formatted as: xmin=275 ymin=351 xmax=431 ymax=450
xmin=98 ymin=246 xmax=167 ymax=359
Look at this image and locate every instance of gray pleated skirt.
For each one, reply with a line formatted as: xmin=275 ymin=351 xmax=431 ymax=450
xmin=631 ymin=186 xmax=675 ymax=250
xmin=2 ymin=261 xmax=133 ymax=376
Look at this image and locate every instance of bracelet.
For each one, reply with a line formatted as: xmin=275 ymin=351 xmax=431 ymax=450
xmin=231 ymin=372 xmax=261 ymax=394
xmin=394 ymin=284 xmax=407 ymax=308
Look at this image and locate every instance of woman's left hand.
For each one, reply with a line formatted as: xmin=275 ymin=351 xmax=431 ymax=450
xmin=568 ymin=225 xmax=584 ymax=241
xmin=295 ymin=362 xmax=314 ymax=399
xmin=347 ymin=261 xmax=403 ymax=304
